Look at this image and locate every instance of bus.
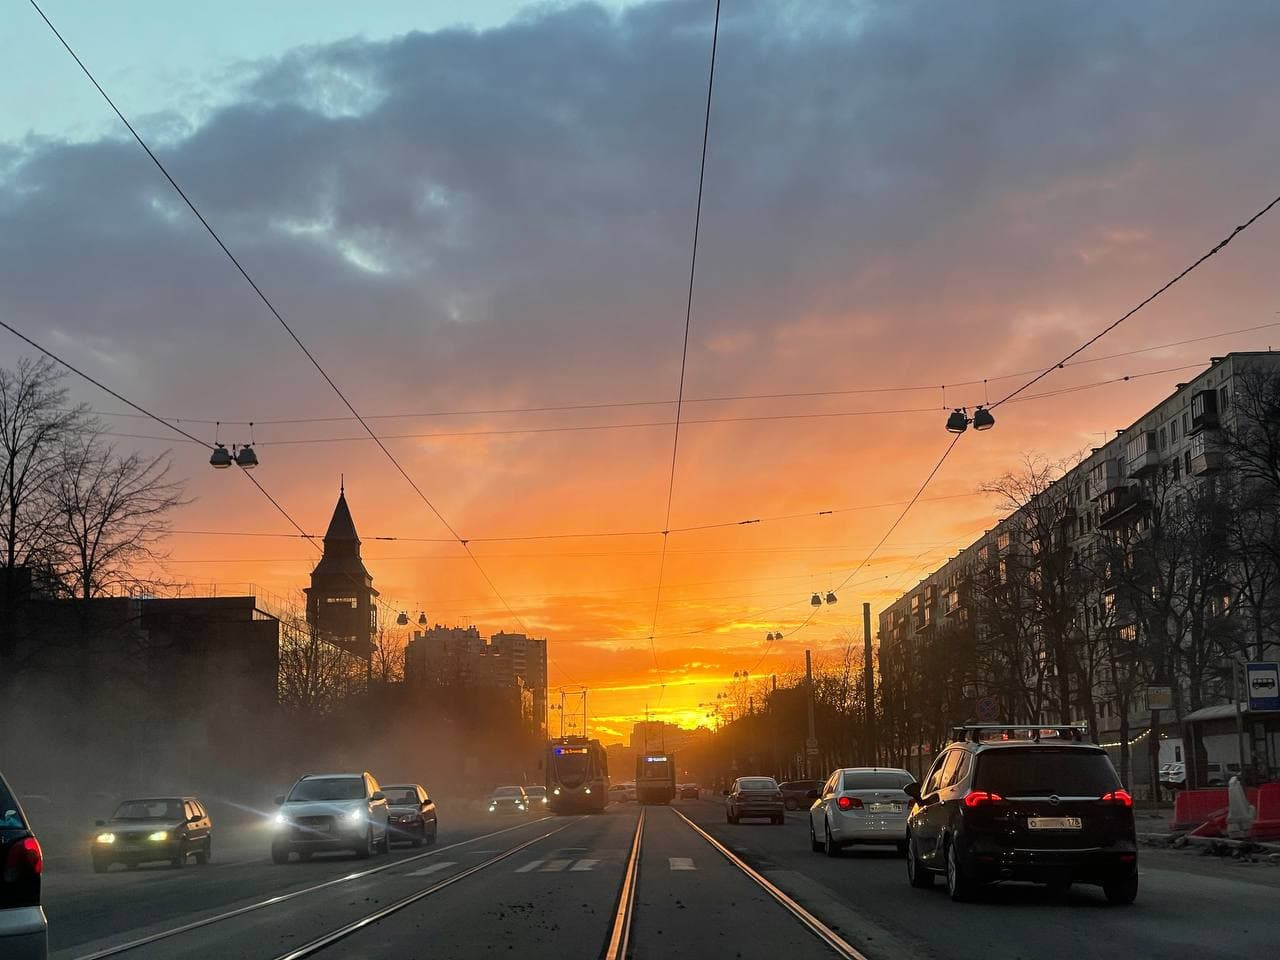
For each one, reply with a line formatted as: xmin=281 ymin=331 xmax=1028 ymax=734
xmin=546 ymin=737 xmax=608 ymax=814
xmin=635 ymin=753 xmax=676 ymax=805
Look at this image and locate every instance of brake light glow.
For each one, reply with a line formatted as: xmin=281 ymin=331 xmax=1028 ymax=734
xmin=836 ymin=796 xmax=863 ymax=810
xmin=963 ymin=790 xmax=1004 ymax=808
xmin=3 ymin=836 xmax=43 ymax=881
xmin=1101 ymin=789 xmax=1133 ymax=807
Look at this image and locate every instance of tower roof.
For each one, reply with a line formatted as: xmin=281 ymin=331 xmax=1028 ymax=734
xmin=324 ymin=489 xmax=360 ymax=545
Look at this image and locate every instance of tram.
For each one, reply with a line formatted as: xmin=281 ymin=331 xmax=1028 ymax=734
xmin=635 ymin=752 xmax=676 ymax=805
xmin=546 ymin=737 xmax=609 ymax=814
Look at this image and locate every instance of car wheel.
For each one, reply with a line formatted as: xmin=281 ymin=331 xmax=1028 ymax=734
xmin=92 ymin=856 xmax=109 ymax=874
xmin=355 ymin=827 xmax=374 ymax=860
xmin=896 ymin=840 xmax=909 ymax=857
xmin=194 ymin=839 xmax=211 ymax=865
xmin=784 ymin=798 xmax=798 ymax=811
xmin=945 ymin=840 xmax=976 ymax=902
xmin=171 ymin=843 xmax=186 ymax=869
xmin=1103 ymin=873 xmax=1138 ymax=905
xmin=773 ymin=816 xmax=785 ymax=825
xmin=824 ymin=822 xmax=841 ymax=858
xmin=428 ymin=822 xmax=438 ymax=845
xmin=411 ymin=825 xmax=425 ymax=848
xmin=378 ymin=824 xmax=390 ymax=854
xmin=809 ymin=820 xmax=823 ymax=853
xmin=298 ymin=850 xmax=313 ymax=862
xmin=906 ymin=835 xmax=933 ymax=888
xmin=271 ymin=842 xmax=290 ymax=865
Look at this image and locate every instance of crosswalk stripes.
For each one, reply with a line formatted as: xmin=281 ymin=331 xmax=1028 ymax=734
xmin=405 ymin=861 xmax=456 ymax=877
xmin=514 ymin=856 xmax=698 ymax=873
xmin=569 ymin=859 xmax=599 ymax=871
xmin=668 ymin=857 xmax=696 ymax=871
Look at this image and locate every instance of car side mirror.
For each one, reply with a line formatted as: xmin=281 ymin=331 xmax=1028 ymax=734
xmin=903 ymin=782 xmax=920 ymax=801
xmin=95 ymin=819 xmax=106 ymax=827
xmin=274 ymin=796 xmax=285 ymax=806
xmin=371 ymin=791 xmax=386 ymax=802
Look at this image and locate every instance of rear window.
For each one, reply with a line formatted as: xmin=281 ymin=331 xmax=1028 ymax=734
xmin=0 ymin=778 xmax=24 ymax=829
xmin=384 ymin=788 xmax=419 ymax=805
xmin=842 ymin=771 xmax=915 ymax=790
xmin=739 ymin=778 xmax=777 ymax=791
xmin=974 ymin=748 xmax=1121 ymax=795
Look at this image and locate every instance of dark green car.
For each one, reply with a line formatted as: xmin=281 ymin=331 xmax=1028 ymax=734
xmin=91 ymin=797 xmax=212 ymax=872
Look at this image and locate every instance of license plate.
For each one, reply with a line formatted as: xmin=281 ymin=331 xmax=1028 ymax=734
xmin=868 ymin=802 xmax=902 ymax=813
xmin=1027 ymin=816 xmax=1082 ymax=830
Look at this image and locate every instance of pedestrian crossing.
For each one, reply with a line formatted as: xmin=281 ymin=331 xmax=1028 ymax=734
xmin=406 ymin=861 xmax=457 ymax=877
xmin=512 ymin=856 xmax=699 ymax=873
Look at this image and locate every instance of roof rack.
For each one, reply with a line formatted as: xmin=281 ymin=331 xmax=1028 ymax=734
xmin=950 ymin=724 xmax=1088 ymax=744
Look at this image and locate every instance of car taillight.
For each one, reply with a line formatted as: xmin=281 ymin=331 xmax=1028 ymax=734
xmin=962 ymin=790 xmax=1003 ymax=808
xmin=836 ymin=796 xmax=863 ymax=810
xmin=3 ymin=836 xmax=43 ymax=882
xmin=1101 ymin=789 xmax=1133 ymax=807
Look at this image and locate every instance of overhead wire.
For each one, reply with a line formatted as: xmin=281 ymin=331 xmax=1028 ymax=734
xmin=28 ymin=0 xmax=567 ymax=678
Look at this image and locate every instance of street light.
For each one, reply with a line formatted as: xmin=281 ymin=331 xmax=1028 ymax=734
xmin=810 ymin=592 xmax=822 ymax=606
xmin=825 ymin=591 xmax=838 ymax=605
xmin=418 ymin=611 xmax=427 ymax=626
xmin=396 ymin=611 xmax=409 ymax=626
xmin=945 ymin=406 xmax=995 ymax=433
xmin=234 ymin=444 xmax=259 ymax=469
xmin=209 ymin=444 xmax=233 ymax=469
xmin=972 ymin=406 xmax=995 ymax=431
xmin=946 ymin=408 xmax=970 ymax=434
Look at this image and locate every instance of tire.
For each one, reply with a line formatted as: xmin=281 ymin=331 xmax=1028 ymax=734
xmin=945 ymin=840 xmax=977 ymax=901
xmin=896 ymin=840 xmax=909 ymax=858
xmin=171 ymin=843 xmax=186 ymax=869
xmin=773 ymin=816 xmax=785 ymax=825
xmin=906 ymin=835 xmax=933 ymax=888
xmin=1103 ymin=873 xmax=1138 ymax=905
xmin=377 ymin=824 xmax=390 ymax=855
xmin=194 ymin=839 xmax=210 ymax=866
xmin=92 ymin=857 xmax=109 ymax=874
xmin=784 ymin=798 xmax=798 ymax=811
xmin=824 ymin=822 xmax=841 ymax=858
xmin=411 ymin=825 xmax=425 ymax=848
xmin=271 ymin=842 xmax=290 ymax=865
xmin=355 ymin=827 xmax=373 ymax=860
xmin=809 ymin=820 xmax=823 ymax=853
xmin=298 ymin=850 xmax=313 ymax=862
xmin=427 ymin=822 xmax=438 ymax=845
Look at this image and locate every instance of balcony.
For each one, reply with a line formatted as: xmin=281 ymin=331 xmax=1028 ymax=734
xmin=1099 ymin=485 xmax=1148 ymax=529
xmin=1125 ymin=431 xmax=1160 ymax=478
xmin=1190 ymin=389 xmax=1219 ymax=434
xmin=1189 ymin=432 xmax=1224 ymax=476
xmin=1089 ymin=458 xmax=1124 ymax=499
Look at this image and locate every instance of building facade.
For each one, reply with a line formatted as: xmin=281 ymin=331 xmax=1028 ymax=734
xmin=878 ymin=352 xmax=1280 ymax=788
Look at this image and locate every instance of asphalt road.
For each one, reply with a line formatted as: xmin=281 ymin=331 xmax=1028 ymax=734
xmin=40 ymin=798 xmax=1279 ymax=960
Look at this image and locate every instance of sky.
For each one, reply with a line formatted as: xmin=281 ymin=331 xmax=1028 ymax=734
xmin=3 ymin=0 xmax=1280 ymax=743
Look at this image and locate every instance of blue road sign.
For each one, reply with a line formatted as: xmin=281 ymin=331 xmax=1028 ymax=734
xmin=1246 ymin=662 xmax=1280 ymax=712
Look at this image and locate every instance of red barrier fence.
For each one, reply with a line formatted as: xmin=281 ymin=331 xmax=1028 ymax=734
xmin=1172 ymin=789 xmax=1230 ymax=832
xmin=1171 ymin=784 xmax=1280 ymax=840
xmin=1252 ymin=783 xmax=1280 ymax=842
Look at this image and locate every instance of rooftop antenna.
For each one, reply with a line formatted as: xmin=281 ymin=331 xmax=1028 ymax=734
xmin=340 ymin=473 xmax=344 ymax=495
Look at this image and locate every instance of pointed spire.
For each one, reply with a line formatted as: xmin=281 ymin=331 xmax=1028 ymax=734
xmin=323 ymin=485 xmax=360 ymax=546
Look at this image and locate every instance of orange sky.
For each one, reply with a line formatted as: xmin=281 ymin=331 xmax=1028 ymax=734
xmin=6 ymin=3 xmax=1280 ymax=744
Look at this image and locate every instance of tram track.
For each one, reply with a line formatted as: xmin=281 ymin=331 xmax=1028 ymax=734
xmin=70 ymin=816 xmax=560 ymax=960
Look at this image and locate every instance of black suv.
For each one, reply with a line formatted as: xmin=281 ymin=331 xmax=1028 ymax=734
xmin=904 ymin=726 xmax=1137 ymax=904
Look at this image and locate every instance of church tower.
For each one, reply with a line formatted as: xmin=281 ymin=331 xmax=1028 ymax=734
xmin=304 ymin=482 xmax=378 ymax=660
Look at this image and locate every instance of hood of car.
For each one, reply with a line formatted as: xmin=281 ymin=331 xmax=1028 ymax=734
xmin=105 ymin=818 xmax=184 ymax=830
xmin=280 ymin=799 xmax=365 ymax=818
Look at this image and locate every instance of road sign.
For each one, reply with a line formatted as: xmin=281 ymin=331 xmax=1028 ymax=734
xmin=805 ymin=737 xmax=819 ymax=756
xmin=1246 ymin=662 xmax=1280 ymax=712
xmin=975 ymin=696 xmax=998 ymax=721
xmin=1147 ymin=685 xmax=1173 ymax=711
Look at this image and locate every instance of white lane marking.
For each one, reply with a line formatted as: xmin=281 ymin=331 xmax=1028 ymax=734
xmin=541 ymin=859 xmax=573 ymax=872
xmin=668 ymin=857 xmax=696 ymax=870
xmin=405 ymin=862 xmax=456 ymax=877
xmin=515 ymin=860 xmax=544 ymax=873
xmin=569 ymin=859 xmax=599 ymax=871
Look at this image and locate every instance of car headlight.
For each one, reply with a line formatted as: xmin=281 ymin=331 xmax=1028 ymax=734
xmin=274 ymin=813 xmax=289 ymax=826
xmin=488 ymin=804 xmax=496 ymax=812
xmin=553 ymin=788 xmax=560 ymax=796
xmin=541 ymin=797 xmax=548 ymax=804
xmin=345 ymin=808 xmax=363 ymax=822
xmin=516 ymin=803 xmax=525 ymax=810
xmin=95 ymin=832 xmax=116 ymax=844
xmin=148 ymin=831 xmax=169 ymax=842
xmin=584 ymin=788 xmax=591 ymax=795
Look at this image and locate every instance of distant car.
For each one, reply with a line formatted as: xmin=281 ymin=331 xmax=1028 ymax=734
xmin=272 ymin=773 xmax=390 ymax=863
xmin=725 ymin=777 xmax=785 ymax=824
xmin=905 ymin=726 xmax=1138 ymax=904
xmin=525 ymin=786 xmax=549 ymax=809
xmin=608 ymin=781 xmax=637 ymax=803
xmin=1203 ymin=761 xmax=1242 ymax=787
xmin=488 ymin=786 xmax=528 ymax=815
xmin=778 ymin=780 xmax=824 ymax=811
xmin=91 ymin=797 xmax=212 ymax=872
xmin=679 ymin=783 xmax=700 ymax=800
xmin=381 ymin=784 xmax=438 ymax=846
xmin=809 ymin=768 xmax=914 ymax=857
xmin=0 ymin=773 xmax=46 ymax=960
xmin=1158 ymin=762 xmax=1186 ymax=789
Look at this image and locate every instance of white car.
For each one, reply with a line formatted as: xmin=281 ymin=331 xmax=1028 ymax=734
xmin=809 ymin=767 xmax=916 ymax=857
xmin=271 ymin=773 xmax=391 ymax=862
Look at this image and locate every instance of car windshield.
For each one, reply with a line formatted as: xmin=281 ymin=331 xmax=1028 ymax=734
xmin=113 ymin=799 xmax=183 ymax=820
xmin=493 ymin=787 xmax=522 ymax=797
xmin=287 ymin=778 xmax=364 ymax=802
xmin=974 ymin=749 xmax=1122 ymax=795
xmin=526 ymin=787 xmax=546 ymax=796
xmin=738 ymin=779 xmax=777 ymax=791
xmin=841 ymin=771 xmax=914 ymax=790
xmin=383 ymin=788 xmax=419 ymax=805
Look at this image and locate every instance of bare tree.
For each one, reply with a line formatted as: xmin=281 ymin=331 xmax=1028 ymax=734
xmin=277 ymin=612 xmax=365 ymax=715
xmin=49 ymin=433 xmax=187 ymax=599
xmin=0 ymin=357 xmax=91 ymax=589
xmin=371 ymin=619 xmax=408 ymax=684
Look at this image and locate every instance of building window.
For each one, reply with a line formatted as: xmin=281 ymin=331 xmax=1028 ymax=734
xmin=326 ymin=596 xmax=358 ymax=608
xmin=1183 ymin=412 xmax=1189 ymax=432
xmin=1159 ymin=426 xmax=1167 ymax=450
xmin=1184 ymin=450 xmax=1192 ymax=473
xmin=1170 ymin=418 xmax=1178 ymax=442
xmin=1219 ymin=385 xmax=1230 ymax=410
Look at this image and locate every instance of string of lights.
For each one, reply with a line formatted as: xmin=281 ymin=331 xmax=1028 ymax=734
xmin=93 ymin=319 xmax=1280 ymax=427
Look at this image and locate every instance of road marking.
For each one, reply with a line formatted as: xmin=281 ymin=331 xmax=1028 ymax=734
xmin=569 ymin=859 xmax=599 ymax=871
xmin=405 ymin=862 xmax=456 ymax=877
xmin=603 ymin=807 xmax=645 ymax=960
xmin=668 ymin=857 xmax=696 ymax=870
xmin=515 ymin=860 xmax=544 ymax=873
xmin=541 ymin=858 xmax=573 ymax=872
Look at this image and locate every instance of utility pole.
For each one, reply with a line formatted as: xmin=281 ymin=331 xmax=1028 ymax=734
xmin=863 ymin=602 xmax=877 ymax=766
xmin=805 ymin=649 xmax=818 ymax=779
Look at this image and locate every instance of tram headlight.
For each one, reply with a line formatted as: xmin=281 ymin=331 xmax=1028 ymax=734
xmin=541 ymin=796 xmax=548 ymax=804
xmin=584 ymin=788 xmax=592 ymax=795
xmin=553 ymin=788 xmax=560 ymax=796
xmin=488 ymin=804 xmax=496 ymax=812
